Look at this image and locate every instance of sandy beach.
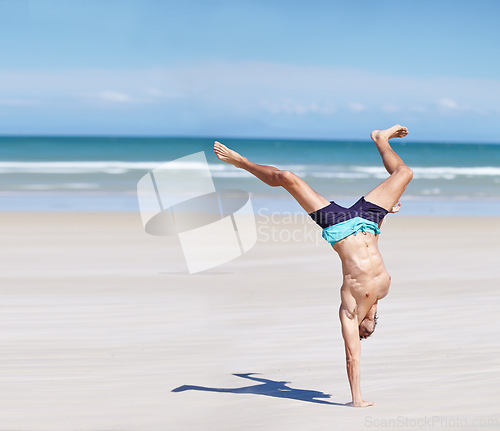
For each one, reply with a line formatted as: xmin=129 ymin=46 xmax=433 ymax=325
xmin=1 ymin=211 xmax=499 ymax=430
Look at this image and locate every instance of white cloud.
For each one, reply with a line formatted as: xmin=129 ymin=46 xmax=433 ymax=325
xmin=146 ymin=87 xmax=163 ymax=97
xmin=436 ymin=97 xmax=475 ymax=113
xmin=348 ymin=102 xmax=366 ymax=113
xmin=0 ymin=63 xmax=499 ymax=117
xmin=98 ymin=91 xmax=132 ymax=103
xmin=144 ymin=87 xmax=184 ymax=99
xmin=410 ymin=105 xmax=427 ymax=113
xmin=438 ymin=97 xmax=459 ymax=110
xmin=381 ymin=103 xmax=400 ymax=113
xmin=0 ymin=62 xmax=499 ymax=139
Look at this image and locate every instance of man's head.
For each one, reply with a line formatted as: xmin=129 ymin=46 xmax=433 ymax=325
xmin=359 ymin=312 xmax=378 ymax=340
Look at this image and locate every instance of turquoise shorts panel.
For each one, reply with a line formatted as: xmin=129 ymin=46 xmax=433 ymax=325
xmin=321 ymin=217 xmax=381 ymax=246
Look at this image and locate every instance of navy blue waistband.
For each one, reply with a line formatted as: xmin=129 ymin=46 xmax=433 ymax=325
xmin=308 ymin=197 xmax=388 ymax=229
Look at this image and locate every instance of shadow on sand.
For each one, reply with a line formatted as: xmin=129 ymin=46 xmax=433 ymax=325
xmin=172 ymin=373 xmax=347 ymax=406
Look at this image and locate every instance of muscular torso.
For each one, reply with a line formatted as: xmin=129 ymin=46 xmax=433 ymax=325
xmin=334 ymin=232 xmax=391 ymax=322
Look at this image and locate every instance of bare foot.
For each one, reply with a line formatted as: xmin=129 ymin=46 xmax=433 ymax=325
xmin=213 ymin=141 xmax=246 ymax=168
xmin=370 ymin=125 xmax=408 ymax=143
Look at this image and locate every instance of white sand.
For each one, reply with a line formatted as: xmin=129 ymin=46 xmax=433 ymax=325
xmin=0 ymin=212 xmax=499 ymax=430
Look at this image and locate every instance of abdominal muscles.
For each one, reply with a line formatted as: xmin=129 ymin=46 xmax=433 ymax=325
xmin=335 ymin=233 xmax=391 ymax=301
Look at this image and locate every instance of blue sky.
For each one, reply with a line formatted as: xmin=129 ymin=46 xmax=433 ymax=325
xmin=1 ymin=0 xmax=500 ymax=141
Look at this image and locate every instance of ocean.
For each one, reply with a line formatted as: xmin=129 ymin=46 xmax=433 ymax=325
xmin=1 ymin=136 xmax=500 ymax=215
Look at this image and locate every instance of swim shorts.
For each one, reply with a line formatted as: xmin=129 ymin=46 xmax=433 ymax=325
xmin=308 ymin=197 xmax=388 ymax=246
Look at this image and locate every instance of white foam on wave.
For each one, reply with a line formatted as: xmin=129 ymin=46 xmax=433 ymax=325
xmin=0 ymin=160 xmax=246 ymax=174
xmin=211 ymin=171 xmax=254 ymax=178
xmin=420 ymin=187 xmax=442 ymax=195
xmin=311 ymin=172 xmax=370 ymax=179
xmin=15 ymin=182 xmax=101 ymax=190
xmin=2 ymin=161 xmax=500 ymax=180
xmin=353 ymin=166 xmax=500 ymax=179
xmin=0 ymin=161 xmax=160 ymax=174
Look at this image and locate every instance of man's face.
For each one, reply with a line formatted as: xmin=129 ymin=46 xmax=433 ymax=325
xmin=359 ymin=317 xmax=375 ymax=339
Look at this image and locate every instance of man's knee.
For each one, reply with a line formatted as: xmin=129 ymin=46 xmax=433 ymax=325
xmin=395 ymin=165 xmax=413 ymax=183
xmin=274 ymin=170 xmax=297 ymax=187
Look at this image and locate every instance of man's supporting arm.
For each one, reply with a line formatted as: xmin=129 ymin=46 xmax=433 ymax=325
xmin=339 ymin=304 xmax=375 ymax=407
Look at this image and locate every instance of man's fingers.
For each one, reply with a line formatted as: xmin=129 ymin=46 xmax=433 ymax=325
xmin=391 ymin=202 xmax=401 ymax=213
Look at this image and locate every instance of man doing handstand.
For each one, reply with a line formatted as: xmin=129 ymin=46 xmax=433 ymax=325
xmin=213 ymin=125 xmax=413 ymax=407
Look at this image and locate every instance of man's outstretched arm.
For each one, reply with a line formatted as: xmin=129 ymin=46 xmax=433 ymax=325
xmin=339 ymin=304 xmax=375 ymax=407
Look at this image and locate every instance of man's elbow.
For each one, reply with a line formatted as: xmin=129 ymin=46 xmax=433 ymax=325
xmin=345 ymin=356 xmax=359 ymax=364
xmin=345 ymin=355 xmax=360 ymax=365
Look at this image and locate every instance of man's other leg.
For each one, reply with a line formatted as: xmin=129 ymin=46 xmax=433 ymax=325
xmin=364 ymin=125 xmax=413 ymax=211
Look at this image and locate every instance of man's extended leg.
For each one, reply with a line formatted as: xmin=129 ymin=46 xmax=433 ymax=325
xmin=364 ymin=125 xmax=413 ymax=211
xmin=214 ymin=141 xmax=329 ymax=214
